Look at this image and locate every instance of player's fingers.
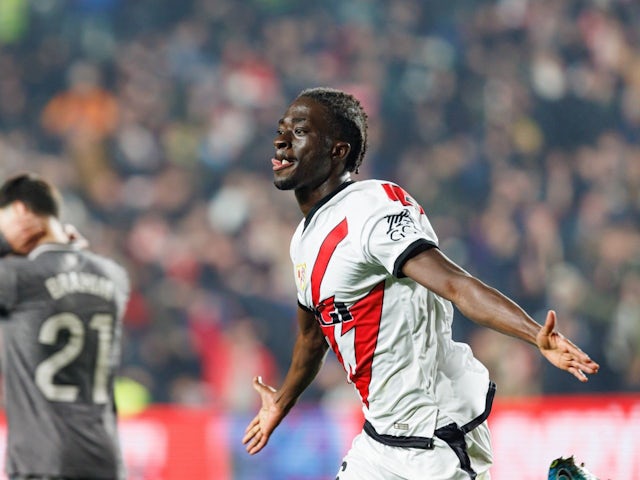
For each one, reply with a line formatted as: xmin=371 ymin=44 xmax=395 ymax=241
xmin=242 ymin=420 xmax=261 ymax=444
xmin=244 ymin=416 xmax=259 ymax=435
xmin=563 ymin=348 xmax=599 ymax=374
xmin=566 ymin=343 xmax=597 ymax=370
xmin=541 ymin=310 xmax=556 ymax=336
xmin=253 ymin=376 xmax=278 ymax=405
xmin=567 ymin=355 xmax=598 ymax=380
xmin=254 ymin=375 xmax=276 ymax=391
xmin=64 ymin=223 xmax=90 ymax=248
xmin=575 ymin=359 xmax=599 ymax=374
xmin=569 ymin=366 xmax=588 ymax=382
xmin=247 ymin=433 xmax=266 ymax=455
xmin=253 ymin=375 xmax=267 ymax=394
xmin=243 ymin=428 xmax=261 ymax=448
xmin=242 ymin=428 xmax=257 ymax=445
xmin=536 ymin=311 xmax=557 ymax=351
xmin=558 ymin=338 xmax=591 ymax=363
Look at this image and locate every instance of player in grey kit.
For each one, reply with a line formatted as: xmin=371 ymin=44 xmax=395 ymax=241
xmin=0 ymin=173 xmax=129 ymax=480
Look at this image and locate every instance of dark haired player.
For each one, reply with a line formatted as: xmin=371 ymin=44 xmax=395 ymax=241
xmin=0 ymin=173 xmax=129 ymax=480
xmin=243 ymin=88 xmax=599 ymax=479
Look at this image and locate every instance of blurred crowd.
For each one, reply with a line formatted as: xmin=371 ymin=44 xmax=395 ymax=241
xmin=0 ymin=0 xmax=639 ymax=412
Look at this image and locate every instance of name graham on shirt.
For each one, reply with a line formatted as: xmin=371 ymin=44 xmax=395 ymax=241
xmin=45 ymin=272 xmax=115 ymax=301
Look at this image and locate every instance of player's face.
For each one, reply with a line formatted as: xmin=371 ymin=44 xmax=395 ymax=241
xmin=0 ymin=202 xmax=46 ymax=255
xmin=271 ymin=97 xmax=336 ymax=192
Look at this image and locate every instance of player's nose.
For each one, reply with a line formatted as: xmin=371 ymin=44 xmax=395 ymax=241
xmin=274 ymin=137 xmax=290 ymax=150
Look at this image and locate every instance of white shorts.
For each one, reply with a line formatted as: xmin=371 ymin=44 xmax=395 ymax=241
xmin=335 ymin=421 xmax=493 ymax=480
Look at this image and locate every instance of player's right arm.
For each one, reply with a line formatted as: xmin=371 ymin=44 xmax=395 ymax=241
xmin=243 ymin=305 xmax=328 ymax=455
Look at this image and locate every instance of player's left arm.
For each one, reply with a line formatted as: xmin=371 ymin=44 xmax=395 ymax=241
xmin=243 ymin=305 xmax=329 ymax=454
xmin=402 ymin=247 xmax=599 ymax=382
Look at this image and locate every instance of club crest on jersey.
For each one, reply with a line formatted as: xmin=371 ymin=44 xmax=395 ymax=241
xmin=295 ymin=263 xmax=307 ymax=291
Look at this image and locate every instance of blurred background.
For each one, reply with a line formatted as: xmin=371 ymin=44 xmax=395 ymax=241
xmin=0 ymin=0 xmax=639 ymax=478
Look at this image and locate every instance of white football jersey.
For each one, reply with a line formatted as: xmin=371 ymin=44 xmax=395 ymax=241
xmin=291 ymin=180 xmax=492 ymax=439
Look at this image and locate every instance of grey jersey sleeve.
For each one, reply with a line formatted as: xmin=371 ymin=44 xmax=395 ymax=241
xmin=0 ymin=232 xmax=12 ymax=257
xmin=0 ymin=260 xmax=18 ymax=313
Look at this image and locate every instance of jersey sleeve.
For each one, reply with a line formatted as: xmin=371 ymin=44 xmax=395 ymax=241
xmin=0 ymin=260 xmax=18 ymax=314
xmin=0 ymin=232 xmax=12 ymax=257
xmin=362 ymin=186 xmax=438 ymax=278
xmin=108 ymin=260 xmax=131 ymax=320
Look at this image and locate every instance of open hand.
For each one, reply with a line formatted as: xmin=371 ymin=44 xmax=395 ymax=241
xmin=536 ymin=310 xmax=600 ymax=382
xmin=242 ymin=376 xmax=286 ymax=455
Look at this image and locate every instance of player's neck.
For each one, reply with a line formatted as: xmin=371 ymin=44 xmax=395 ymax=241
xmin=296 ymin=172 xmax=352 ymax=217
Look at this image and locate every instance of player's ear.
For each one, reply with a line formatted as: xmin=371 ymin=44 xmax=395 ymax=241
xmin=331 ymin=141 xmax=351 ymax=162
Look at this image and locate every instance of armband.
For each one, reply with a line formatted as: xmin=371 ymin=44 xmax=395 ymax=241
xmin=0 ymin=232 xmax=11 ymax=257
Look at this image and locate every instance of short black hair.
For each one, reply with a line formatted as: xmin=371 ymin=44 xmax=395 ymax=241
xmin=297 ymin=87 xmax=368 ymax=174
xmin=0 ymin=173 xmax=60 ymax=218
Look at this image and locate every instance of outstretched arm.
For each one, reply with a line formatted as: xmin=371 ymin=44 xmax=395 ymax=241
xmin=243 ymin=305 xmax=329 ymax=455
xmin=402 ymin=248 xmax=599 ymax=382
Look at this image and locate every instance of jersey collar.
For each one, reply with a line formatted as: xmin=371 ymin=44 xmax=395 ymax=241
xmin=28 ymin=242 xmax=81 ymax=260
xmin=304 ymin=181 xmax=355 ymax=230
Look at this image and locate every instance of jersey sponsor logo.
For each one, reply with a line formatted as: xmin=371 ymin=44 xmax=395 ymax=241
xmin=385 ymin=209 xmax=420 ymax=241
xmin=315 ymin=297 xmax=353 ymax=328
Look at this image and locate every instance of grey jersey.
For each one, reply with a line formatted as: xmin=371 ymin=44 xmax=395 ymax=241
xmin=0 ymin=243 xmax=129 ymax=479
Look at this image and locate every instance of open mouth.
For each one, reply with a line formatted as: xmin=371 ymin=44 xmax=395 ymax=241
xmin=271 ymin=157 xmax=296 ymax=171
